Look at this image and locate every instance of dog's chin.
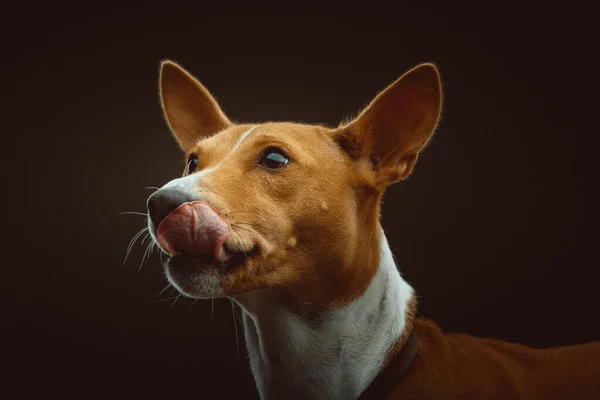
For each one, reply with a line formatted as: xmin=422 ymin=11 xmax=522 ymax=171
xmin=164 ymin=247 xmax=257 ymax=299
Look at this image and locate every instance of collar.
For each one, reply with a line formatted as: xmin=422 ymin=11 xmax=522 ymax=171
xmin=357 ymin=330 xmax=419 ymax=400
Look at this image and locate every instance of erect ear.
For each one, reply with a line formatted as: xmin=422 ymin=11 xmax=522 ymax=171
xmin=340 ymin=63 xmax=442 ymax=187
xmin=159 ymin=60 xmax=231 ymax=152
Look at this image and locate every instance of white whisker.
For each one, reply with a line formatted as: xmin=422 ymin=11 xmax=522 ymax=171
xmin=188 ymin=298 xmax=199 ymax=309
xmin=123 ymin=227 xmax=149 ymax=266
xmin=127 ymin=228 xmax=147 ymax=255
xmin=139 ymin=240 xmax=152 ymax=271
xmin=156 ymin=283 xmax=173 ymax=297
xmin=147 ymin=241 xmax=154 ymax=259
xmin=153 ymin=295 xmax=180 ymax=303
xmin=170 ymin=293 xmax=182 ymax=310
xmin=117 ymin=211 xmax=148 ymax=216
xmin=150 ymin=240 xmax=160 ymax=256
xmin=141 ymin=232 xmax=152 ymax=246
xmin=230 ymin=300 xmax=240 ymax=360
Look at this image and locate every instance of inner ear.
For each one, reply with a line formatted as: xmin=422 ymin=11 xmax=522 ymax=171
xmin=159 ymin=60 xmax=232 ymax=152
xmin=343 ymin=63 xmax=442 ymax=185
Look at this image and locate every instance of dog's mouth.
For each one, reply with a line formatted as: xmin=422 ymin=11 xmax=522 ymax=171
xmin=167 ymin=244 xmax=259 ymax=272
xmin=163 ymin=243 xmax=259 ymax=298
xmin=150 ymin=201 xmax=262 ymax=297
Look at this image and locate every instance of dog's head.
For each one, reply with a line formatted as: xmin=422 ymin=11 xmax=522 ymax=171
xmin=147 ymin=61 xmax=441 ymax=309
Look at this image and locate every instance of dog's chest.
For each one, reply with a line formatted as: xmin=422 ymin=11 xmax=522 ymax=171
xmin=238 ymin=240 xmax=414 ymax=400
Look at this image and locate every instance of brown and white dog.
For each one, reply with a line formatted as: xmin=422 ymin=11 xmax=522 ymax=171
xmin=145 ymin=61 xmax=600 ymax=400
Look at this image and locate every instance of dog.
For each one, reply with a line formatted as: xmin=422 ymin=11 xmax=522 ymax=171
xmin=145 ymin=60 xmax=600 ymax=400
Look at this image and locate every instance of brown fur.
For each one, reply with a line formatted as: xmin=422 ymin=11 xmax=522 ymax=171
xmin=158 ymin=61 xmax=440 ymax=310
xmin=178 ymin=121 xmax=383 ymax=309
xmin=386 ymin=296 xmax=419 ymax=366
xmin=374 ymin=319 xmax=600 ymax=399
xmin=157 ymin=60 xmax=600 ymax=398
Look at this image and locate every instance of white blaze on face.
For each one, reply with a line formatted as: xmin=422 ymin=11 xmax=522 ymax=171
xmin=148 ymin=125 xmax=258 ymax=246
xmin=160 ymin=126 xmax=258 ymax=196
xmin=153 ymin=126 xmax=260 ymax=298
xmin=198 ymin=126 xmax=258 ymax=177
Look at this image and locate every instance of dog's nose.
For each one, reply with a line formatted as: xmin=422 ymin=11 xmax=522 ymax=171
xmin=147 ymin=188 xmax=195 ymax=228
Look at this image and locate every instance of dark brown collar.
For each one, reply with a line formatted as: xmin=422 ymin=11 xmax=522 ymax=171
xmin=357 ymin=330 xmax=419 ymax=400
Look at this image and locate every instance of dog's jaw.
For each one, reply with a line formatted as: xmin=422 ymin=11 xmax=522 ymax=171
xmin=164 ymin=259 xmax=226 ymax=298
xmin=235 ymin=227 xmax=415 ymax=400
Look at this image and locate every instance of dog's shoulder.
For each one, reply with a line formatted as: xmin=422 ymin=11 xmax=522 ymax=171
xmin=385 ymin=319 xmax=600 ymax=399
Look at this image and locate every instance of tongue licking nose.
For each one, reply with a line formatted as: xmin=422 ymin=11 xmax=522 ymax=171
xmin=156 ymin=201 xmax=232 ymax=263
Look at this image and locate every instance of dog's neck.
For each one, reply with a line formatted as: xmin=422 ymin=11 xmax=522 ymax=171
xmin=234 ymin=229 xmax=415 ymax=400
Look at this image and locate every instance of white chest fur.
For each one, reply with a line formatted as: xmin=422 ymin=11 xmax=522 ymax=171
xmin=235 ymin=231 xmax=414 ymax=400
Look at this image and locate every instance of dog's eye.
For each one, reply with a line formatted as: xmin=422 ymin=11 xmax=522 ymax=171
xmin=260 ymin=147 xmax=289 ymax=170
xmin=187 ymin=154 xmax=198 ymax=174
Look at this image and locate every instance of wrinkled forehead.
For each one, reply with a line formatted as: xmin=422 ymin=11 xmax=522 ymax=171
xmin=194 ymin=123 xmax=340 ymax=162
xmin=192 ymin=124 xmax=255 ymax=155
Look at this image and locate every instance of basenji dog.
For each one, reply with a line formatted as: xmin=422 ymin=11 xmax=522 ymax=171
xmin=145 ymin=60 xmax=600 ymax=400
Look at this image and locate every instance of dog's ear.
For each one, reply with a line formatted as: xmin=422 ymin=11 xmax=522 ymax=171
xmin=159 ymin=60 xmax=231 ymax=152
xmin=340 ymin=63 xmax=442 ymax=187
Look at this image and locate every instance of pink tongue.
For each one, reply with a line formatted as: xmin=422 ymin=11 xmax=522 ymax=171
xmin=156 ymin=201 xmax=232 ymax=262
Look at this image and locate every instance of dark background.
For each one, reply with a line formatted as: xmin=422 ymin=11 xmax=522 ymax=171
xmin=3 ymin=1 xmax=599 ymax=399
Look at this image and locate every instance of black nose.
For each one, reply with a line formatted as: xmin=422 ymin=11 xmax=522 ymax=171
xmin=147 ymin=188 xmax=195 ymax=228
